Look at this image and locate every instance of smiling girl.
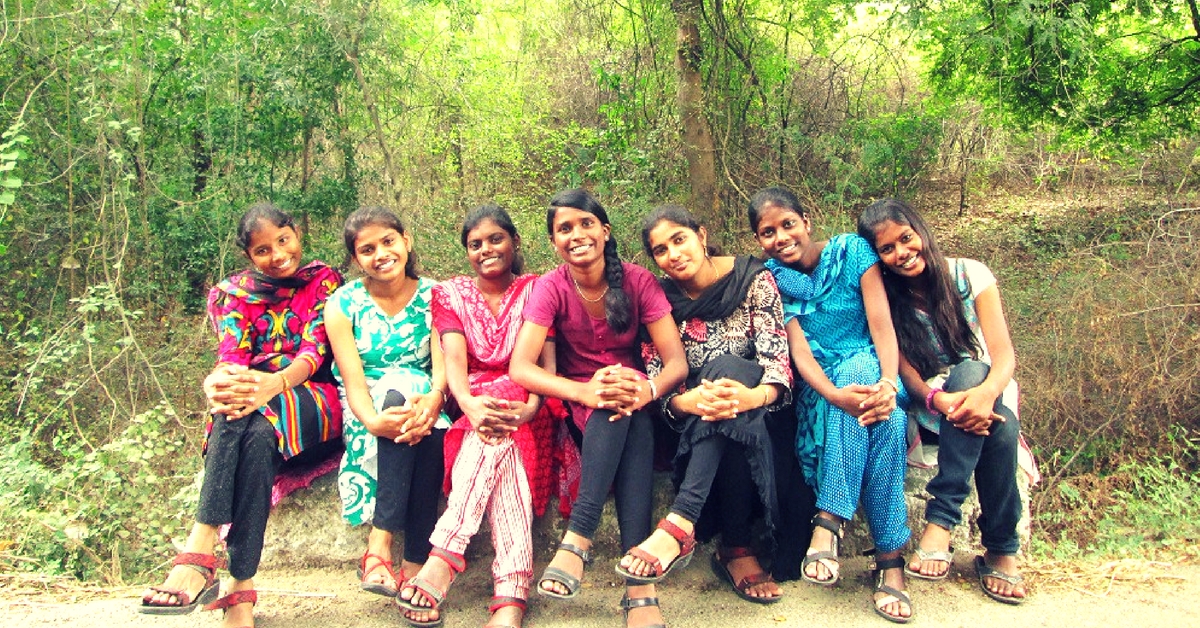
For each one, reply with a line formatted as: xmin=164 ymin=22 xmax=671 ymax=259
xmin=140 ymin=203 xmax=343 ymax=628
xmin=749 ymin=187 xmax=913 ymax=623
xmin=325 ymin=207 xmax=449 ymax=605
xmin=509 ymin=189 xmax=687 ymax=628
xmin=858 ymin=198 xmax=1030 ymax=605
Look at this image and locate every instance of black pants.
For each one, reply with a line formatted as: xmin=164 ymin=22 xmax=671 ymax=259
xmin=925 ymin=360 xmax=1022 ymax=555
xmin=196 ymin=412 xmax=281 ymax=581
xmin=671 ymin=355 xmax=772 ymax=545
xmin=374 ymin=393 xmax=445 ymax=564
xmin=567 ymin=407 xmax=654 ymax=552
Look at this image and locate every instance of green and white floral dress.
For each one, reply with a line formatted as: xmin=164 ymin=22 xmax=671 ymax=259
xmin=330 ymin=277 xmax=451 ymax=525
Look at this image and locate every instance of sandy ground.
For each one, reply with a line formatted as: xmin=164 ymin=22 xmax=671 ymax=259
xmin=5 ymin=551 xmax=1199 ymax=628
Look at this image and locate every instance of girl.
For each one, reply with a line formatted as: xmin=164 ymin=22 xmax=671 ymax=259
xmin=326 ymin=207 xmax=449 ymax=606
xmin=140 ymin=203 xmax=343 ymax=628
xmin=622 ymin=205 xmax=791 ymax=605
xmin=750 ymin=187 xmax=913 ymax=623
xmin=510 ymin=189 xmax=687 ymax=628
xmin=398 ymin=205 xmax=564 ymax=628
xmin=858 ymin=198 xmax=1028 ymax=605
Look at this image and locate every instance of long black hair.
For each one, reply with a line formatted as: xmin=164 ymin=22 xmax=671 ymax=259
xmin=639 ymin=204 xmax=722 ymax=258
xmin=857 ymin=198 xmax=979 ymax=378
xmin=547 ymin=188 xmax=632 ymax=333
xmin=461 ymin=204 xmax=524 ymax=275
xmin=236 ymin=202 xmax=296 ymax=253
xmin=342 ymin=206 xmax=420 ymax=279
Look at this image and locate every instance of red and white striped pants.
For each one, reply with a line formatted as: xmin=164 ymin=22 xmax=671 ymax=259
xmin=428 ymin=432 xmax=533 ymax=600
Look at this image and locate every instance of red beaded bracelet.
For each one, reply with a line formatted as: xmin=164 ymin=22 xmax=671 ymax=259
xmin=925 ymin=387 xmax=943 ymax=414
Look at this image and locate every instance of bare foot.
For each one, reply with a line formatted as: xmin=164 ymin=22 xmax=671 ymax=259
xmin=907 ymin=523 xmax=953 ymax=578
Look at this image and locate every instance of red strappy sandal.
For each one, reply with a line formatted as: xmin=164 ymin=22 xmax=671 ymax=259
xmin=483 ymin=596 xmax=526 ymax=628
xmin=615 ymin=518 xmax=696 ymax=584
xmin=204 ymin=589 xmax=258 ymax=628
xmin=396 ymin=548 xmax=466 ymax=627
xmin=139 ymin=552 xmax=224 ymax=615
xmin=359 ymin=551 xmax=401 ymax=597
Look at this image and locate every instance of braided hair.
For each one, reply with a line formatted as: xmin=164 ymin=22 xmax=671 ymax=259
xmin=857 ymin=198 xmax=980 ymax=379
xmin=546 ymin=188 xmax=632 ymax=333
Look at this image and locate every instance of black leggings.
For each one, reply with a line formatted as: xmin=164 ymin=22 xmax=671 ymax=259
xmin=566 ymin=408 xmax=654 ymax=552
xmin=196 ymin=412 xmax=281 ymax=581
xmin=373 ymin=392 xmax=445 ymax=564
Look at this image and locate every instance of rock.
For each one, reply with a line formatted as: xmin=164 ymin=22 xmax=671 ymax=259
xmin=260 ymin=464 xmax=1032 ymax=569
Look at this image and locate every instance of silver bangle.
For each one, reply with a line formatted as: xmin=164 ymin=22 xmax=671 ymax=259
xmin=647 ymin=378 xmax=659 ymax=400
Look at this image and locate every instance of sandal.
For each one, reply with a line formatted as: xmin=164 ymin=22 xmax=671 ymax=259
xmin=537 ymin=541 xmax=592 ymax=600
xmin=483 ymin=596 xmax=526 ymax=628
xmin=358 ymin=551 xmax=401 ymax=597
xmin=710 ymin=547 xmax=782 ymax=605
xmin=800 ymin=515 xmax=842 ymax=586
xmin=904 ymin=546 xmax=955 ymax=581
xmin=139 ymin=552 xmax=223 ymax=615
xmin=974 ymin=555 xmax=1026 ymax=605
xmin=871 ymin=556 xmax=914 ymax=624
xmin=396 ymin=548 xmax=466 ymax=616
xmin=203 ymin=589 xmax=257 ymax=628
xmin=620 ymin=594 xmax=666 ymax=628
xmin=615 ymin=518 xmax=696 ymax=584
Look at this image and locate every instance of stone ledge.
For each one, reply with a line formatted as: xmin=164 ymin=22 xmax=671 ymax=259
xmin=261 ymin=466 xmax=1032 ymax=569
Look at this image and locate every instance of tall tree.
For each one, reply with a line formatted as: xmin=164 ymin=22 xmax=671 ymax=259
xmin=671 ymin=0 xmax=719 ymax=226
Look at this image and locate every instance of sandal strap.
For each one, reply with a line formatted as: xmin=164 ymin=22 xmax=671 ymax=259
xmin=718 ymin=546 xmax=755 ymax=561
xmin=737 ymin=571 xmax=774 ymax=589
xmin=488 ymin=596 xmax=526 ymax=614
xmin=656 ymin=519 xmax=696 ymax=555
xmin=407 ymin=575 xmax=449 ymax=607
xmin=620 ymin=595 xmax=660 ymax=610
xmin=624 ymin=547 xmax=664 ymax=576
xmin=872 ymin=556 xmax=907 ymax=572
xmin=203 ymin=589 xmax=257 ymax=612
xmin=430 ymin=547 xmax=467 ymax=574
xmin=811 ymin=514 xmax=842 ymax=536
xmin=875 ymin=584 xmax=912 ymax=607
xmin=558 ymin=541 xmax=592 ymax=564
xmin=912 ymin=547 xmax=955 ymax=564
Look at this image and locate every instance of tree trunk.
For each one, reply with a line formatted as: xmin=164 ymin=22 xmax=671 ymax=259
xmin=671 ymin=0 xmax=719 ymax=229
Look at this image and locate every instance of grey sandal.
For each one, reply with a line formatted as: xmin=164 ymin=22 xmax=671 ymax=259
xmin=974 ymin=555 xmax=1026 ymax=605
xmin=872 ymin=556 xmax=914 ymax=624
xmin=537 ymin=541 xmax=591 ymax=600
xmin=620 ymin=594 xmax=666 ymax=628
xmin=800 ymin=515 xmax=842 ymax=586
xmin=904 ymin=546 xmax=955 ymax=581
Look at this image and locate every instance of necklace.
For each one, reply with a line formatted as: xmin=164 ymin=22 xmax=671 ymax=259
xmin=572 ymin=276 xmax=609 ymax=303
xmin=675 ymin=258 xmax=719 ymax=300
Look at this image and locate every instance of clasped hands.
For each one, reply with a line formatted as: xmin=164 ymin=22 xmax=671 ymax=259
xmin=673 ymin=378 xmax=758 ymax=422
xmin=832 ymin=381 xmax=897 ymax=427
xmin=581 ymin=364 xmax=654 ymax=420
xmin=364 ymin=391 xmax=443 ymax=445
xmin=459 ymin=394 xmax=537 ymax=445
xmin=932 ymin=387 xmax=1005 ymax=436
xmin=204 ymin=364 xmax=280 ymax=420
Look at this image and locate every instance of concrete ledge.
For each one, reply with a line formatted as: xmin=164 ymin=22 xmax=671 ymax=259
xmin=261 ymin=466 xmax=1032 ymax=569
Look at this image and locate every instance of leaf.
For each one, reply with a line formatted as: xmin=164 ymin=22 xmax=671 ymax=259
xmin=0 ymin=191 xmax=14 ymax=205
xmin=0 ymin=177 xmax=22 ymax=189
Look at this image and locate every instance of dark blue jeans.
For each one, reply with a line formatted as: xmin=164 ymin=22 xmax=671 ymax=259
xmin=924 ymin=360 xmax=1022 ymax=556
xmin=568 ymin=407 xmax=654 ymax=552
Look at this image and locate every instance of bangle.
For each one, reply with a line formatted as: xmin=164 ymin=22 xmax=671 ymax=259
xmin=878 ymin=377 xmax=899 ymax=393
xmin=647 ymin=378 xmax=659 ymax=401
xmin=761 ymin=386 xmax=771 ymax=408
xmin=925 ymin=387 xmax=943 ymax=414
xmin=431 ymin=388 xmax=447 ymax=403
xmin=662 ymin=392 xmax=682 ymax=423
xmin=278 ymin=371 xmax=290 ymax=390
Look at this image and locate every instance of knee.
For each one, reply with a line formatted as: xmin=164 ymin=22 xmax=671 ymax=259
xmin=245 ymin=414 xmax=278 ymax=449
xmin=695 ymin=354 xmax=763 ymax=388
xmin=944 ymin=360 xmax=989 ymax=393
xmin=831 ymin=352 xmax=880 ymax=388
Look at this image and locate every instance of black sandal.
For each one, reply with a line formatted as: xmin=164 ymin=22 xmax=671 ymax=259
xmin=620 ymin=594 xmax=665 ymax=628
xmin=537 ymin=541 xmax=591 ymax=600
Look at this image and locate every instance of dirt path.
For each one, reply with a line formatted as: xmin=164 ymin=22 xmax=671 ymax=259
xmin=5 ymin=554 xmax=1198 ymax=628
